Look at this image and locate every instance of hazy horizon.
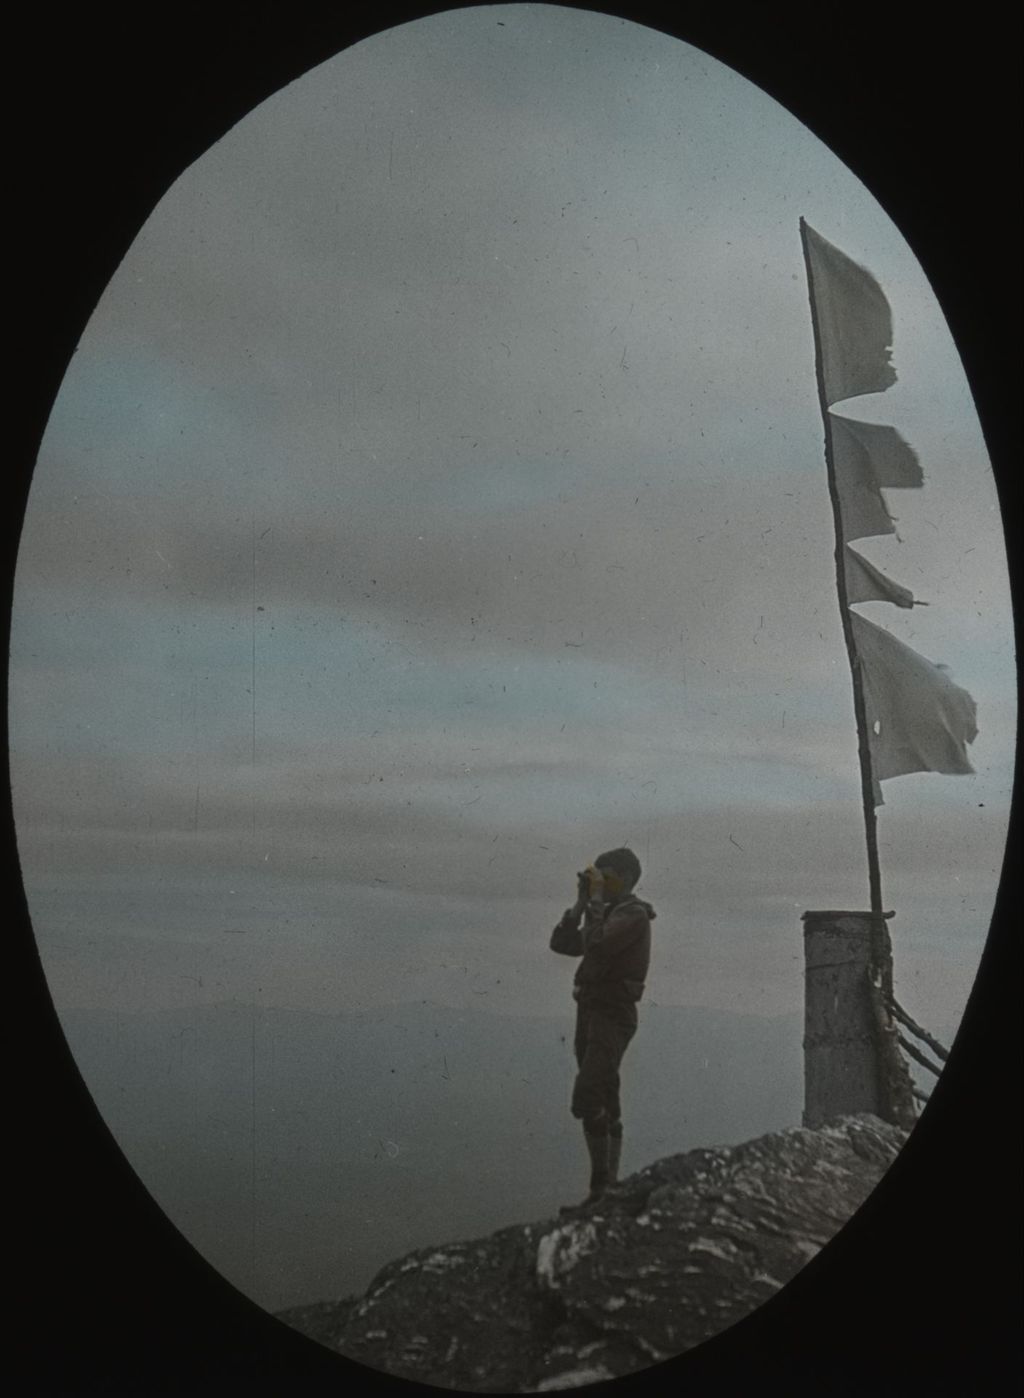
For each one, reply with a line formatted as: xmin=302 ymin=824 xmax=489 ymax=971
xmin=57 ymin=994 xmax=806 ymax=1310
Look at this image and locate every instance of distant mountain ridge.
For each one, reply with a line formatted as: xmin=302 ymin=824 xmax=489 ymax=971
xmin=59 ymin=998 xmax=807 ymax=1310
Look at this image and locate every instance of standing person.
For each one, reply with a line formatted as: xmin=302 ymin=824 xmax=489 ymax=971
xmin=550 ymin=847 xmax=656 ymax=1212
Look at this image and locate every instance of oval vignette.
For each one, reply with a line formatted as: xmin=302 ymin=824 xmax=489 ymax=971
xmin=10 ymin=5 xmax=1018 ymax=1393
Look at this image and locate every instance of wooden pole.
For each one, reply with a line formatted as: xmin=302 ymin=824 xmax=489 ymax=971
xmin=798 ymin=218 xmax=891 ymax=1000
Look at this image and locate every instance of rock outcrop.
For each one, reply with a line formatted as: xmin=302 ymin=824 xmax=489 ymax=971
xmin=277 ymin=1114 xmax=907 ymax=1392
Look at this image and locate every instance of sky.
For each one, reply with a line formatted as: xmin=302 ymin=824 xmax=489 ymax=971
xmin=10 ymin=4 xmax=1015 ymax=1034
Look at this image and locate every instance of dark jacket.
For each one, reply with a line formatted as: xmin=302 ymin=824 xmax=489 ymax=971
xmin=550 ymin=893 xmax=655 ymax=1003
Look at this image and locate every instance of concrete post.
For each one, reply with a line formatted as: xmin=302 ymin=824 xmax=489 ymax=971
xmin=802 ymin=910 xmax=884 ymax=1128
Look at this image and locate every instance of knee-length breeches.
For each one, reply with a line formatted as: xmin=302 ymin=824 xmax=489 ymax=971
xmin=571 ymin=997 xmax=637 ymax=1130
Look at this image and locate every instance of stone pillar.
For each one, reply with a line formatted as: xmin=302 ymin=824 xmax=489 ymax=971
xmin=802 ymin=910 xmax=885 ymax=1128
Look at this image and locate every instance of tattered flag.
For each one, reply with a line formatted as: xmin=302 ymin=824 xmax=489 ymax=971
xmin=803 ymin=223 xmax=898 ymax=404
xmin=830 ymin=414 xmax=923 ymax=542
xmin=844 ymin=546 xmax=917 ymax=609
xmin=850 ymin=612 xmax=978 ymax=806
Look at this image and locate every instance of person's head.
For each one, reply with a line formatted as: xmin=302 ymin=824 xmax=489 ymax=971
xmin=593 ymin=847 xmax=642 ymax=898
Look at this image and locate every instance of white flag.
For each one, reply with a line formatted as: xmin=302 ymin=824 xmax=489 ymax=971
xmin=850 ymin=612 xmax=978 ymax=806
xmin=803 ymin=222 xmax=898 ymax=404
xmin=830 ymin=414 xmax=923 ymax=542
xmin=844 ymin=546 xmax=916 ymax=608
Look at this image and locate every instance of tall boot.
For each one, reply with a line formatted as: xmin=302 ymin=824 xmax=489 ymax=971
xmin=607 ymin=1130 xmax=622 ymax=1186
xmin=584 ymin=1128 xmax=610 ymax=1199
xmin=559 ymin=1127 xmax=609 ymax=1215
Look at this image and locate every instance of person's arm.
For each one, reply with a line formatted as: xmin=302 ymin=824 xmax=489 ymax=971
xmin=581 ymin=900 xmax=646 ymax=956
xmin=549 ymin=871 xmax=589 ymax=956
xmin=550 ymin=906 xmax=585 ymax=956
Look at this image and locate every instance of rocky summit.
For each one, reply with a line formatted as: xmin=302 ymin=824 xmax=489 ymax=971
xmin=277 ymin=1114 xmax=908 ymax=1392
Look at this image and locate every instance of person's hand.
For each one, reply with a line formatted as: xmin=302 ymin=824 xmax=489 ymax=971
xmin=569 ymin=871 xmax=587 ymax=918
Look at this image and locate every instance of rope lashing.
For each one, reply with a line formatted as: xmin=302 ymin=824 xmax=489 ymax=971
xmin=896 ymin=1032 xmax=943 ymax=1078
xmin=887 ymin=996 xmax=950 ymax=1063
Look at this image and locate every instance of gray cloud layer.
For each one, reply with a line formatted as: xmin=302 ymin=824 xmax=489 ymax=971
xmin=12 ymin=6 xmax=1014 ymax=1032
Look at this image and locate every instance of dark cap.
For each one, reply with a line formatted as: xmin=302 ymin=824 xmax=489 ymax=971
xmin=594 ymin=847 xmax=641 ymax=889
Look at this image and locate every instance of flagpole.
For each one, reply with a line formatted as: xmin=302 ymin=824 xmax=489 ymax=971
xmin=799 ymin=218 xmax=890 ymax=994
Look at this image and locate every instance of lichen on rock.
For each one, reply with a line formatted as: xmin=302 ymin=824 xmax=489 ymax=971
xmin=277 ymin=1114 xmax=908 ymax=1391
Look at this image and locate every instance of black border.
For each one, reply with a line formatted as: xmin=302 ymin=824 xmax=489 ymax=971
xmin=9 ymin=4 xmax=1021 ymax=1394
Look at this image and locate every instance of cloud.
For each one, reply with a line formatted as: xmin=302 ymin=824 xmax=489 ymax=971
xmin=26 ymin=776 xmax=1001 ymax=1025
xmin=11 ymin=3 xmax=1013 ymax=1042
